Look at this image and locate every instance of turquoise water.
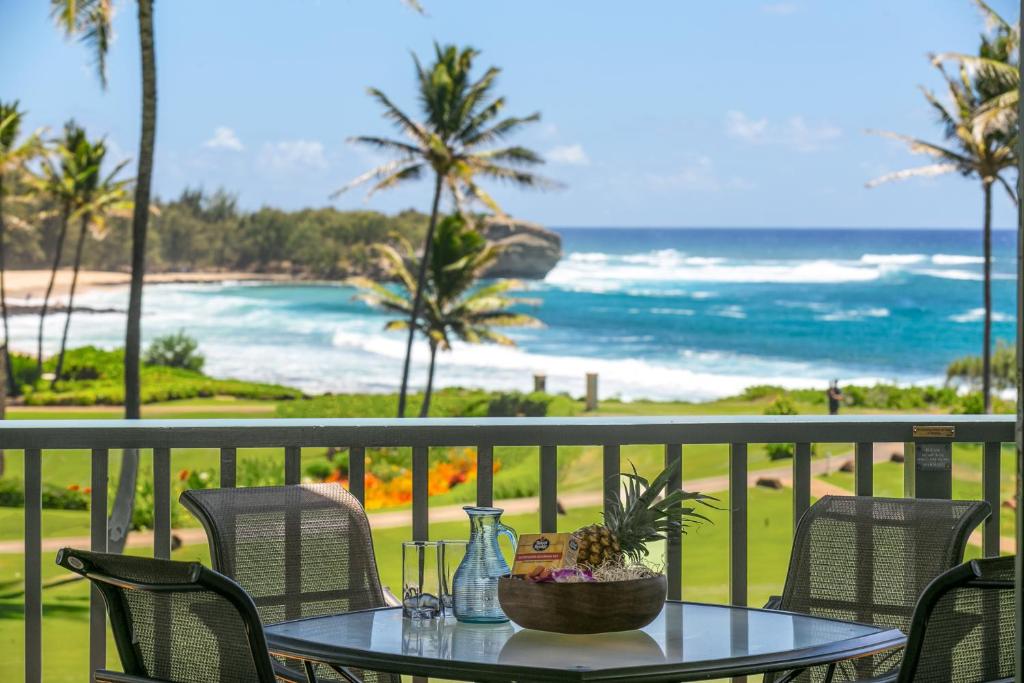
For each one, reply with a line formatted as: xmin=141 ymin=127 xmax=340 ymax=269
xmin=11 ymin=227 xmax=1017 ymax=401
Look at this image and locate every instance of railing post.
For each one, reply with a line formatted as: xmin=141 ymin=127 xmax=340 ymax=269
xmin=539 ymin=445 xmax=558 ymax=533
xmin=602 ymin=443 xmax=620 ymax=518
xmin=982 ymin=442 xmax=1001 ymax=557
xmin=24 ymin=448 xmax=41 ymax=683
xmin=153 ymin=447 xmax=171 ymax=560
xmin=729 ymin=443 xmax=747 ymax=608
xmin=854 ymin=442 xmax=873 ymax=497
xmin=219 ymin=447 xmax=236 ymax=488
xmin=665 ymin=444 xmax=682 ymax=601
xmin=412 ymin=446 xmax=429 ymax=541
xmin=793 ymin=442 xmax=811 ymax=534
xmin=349 ymin=446 xmax=366 ymax=506
xmin=90 ymin=449 xmax=109 ymax=681
xmin=475 ymin=444 xmax=493 ymax=508
xmin=284 ymin=446 xmax=301 ymax=486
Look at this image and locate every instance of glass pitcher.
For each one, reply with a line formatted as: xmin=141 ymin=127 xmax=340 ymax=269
xmin=451 ymin=506 xmax=517 ymax=623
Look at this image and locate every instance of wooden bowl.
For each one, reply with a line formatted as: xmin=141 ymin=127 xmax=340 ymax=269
xmin=497 ymin=575 xmax=667 ymax=634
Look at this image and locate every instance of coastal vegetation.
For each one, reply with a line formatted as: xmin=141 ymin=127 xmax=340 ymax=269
xmin=32 ymin=122 xmax=131 ymax=386
xmin=0 ymin=100 xmax=41 ymax=392
xmin=343 ymin=42 xmax=557 ymax=417
xmin=349 ymin=213 xmax=542 ymax=415
xmin=867 ymin=0 xmax=1019 ymax=413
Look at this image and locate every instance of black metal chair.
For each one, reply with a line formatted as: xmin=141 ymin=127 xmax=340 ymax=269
xmin=890 ymin=555 xmax=1014 ymax=682
xmin=180 ymin=483 xmax=398 ymax=683
xmin=55 ymin=547 xmax=279 ymax=683
xmin=765 ymin=495 xmax=990 ymax=682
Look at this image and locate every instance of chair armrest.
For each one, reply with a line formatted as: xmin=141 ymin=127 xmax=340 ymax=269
xmin=763 ymin=595 xmax=783 ymax=610
xmin=382 ymin=586 xmax=401 ymax=607
xmin=95 ymin=672 xmax=169 ymax=683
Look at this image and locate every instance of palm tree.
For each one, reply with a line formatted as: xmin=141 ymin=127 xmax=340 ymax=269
xmin=349 ymin=214 xmax=542 ymax=416
xmin=338 ymin=43 xmax=557 ymax=417
xmin=52 ymin=0 xmax=156 ymax=554
xmin=52 ymin=142 xmax=131 ymax=388
xmin=867 ymin=60 xmax=1018 ymax=413
xmin=931 ymin=1 xmax=1019 ymax=138
xmin=33 ymin=122 xmax=95 ymax=374
xmin=0 ymin=100 xmax=42 ymax=394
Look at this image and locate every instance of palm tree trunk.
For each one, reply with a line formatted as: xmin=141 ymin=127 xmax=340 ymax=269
xmin=109 ymin=0 xmax=157 ymax=554
xmin=0 ymin=173 xmax=13 ymax=396
xmin=397 ymin=172 xmax=443 ymax=418
xmin=52 ymin=214 xmax=88 ymax=389
xmin=37 ymin=205 xmax=70 ymax=373
xmin=982 ymin=179 xmax=993 ymax=414
xmin=419 ymin=340 xmax=438 ymax=418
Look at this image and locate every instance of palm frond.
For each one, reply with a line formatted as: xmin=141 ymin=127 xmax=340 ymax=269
xmin=463 ymin=113 xmax=542 ymax=148
xmin=865 ymin=163 xmax=959 ymax=188
xmin=366 ymin=87 xmax=428 ymax=145
xmin=866 ymin=130 xmax=975 ymax=167
xmin=332 ymin=159 xmax=423 ymax=198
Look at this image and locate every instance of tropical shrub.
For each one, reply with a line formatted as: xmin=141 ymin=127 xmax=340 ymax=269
xmin=132 ymin=467 xmax=216 ymax=530
xmin=144 ymin=331 xmax=205 ymax=372
xmin=764 ymin=397 xmax=798 ymax=460
xmin=25 ymin=346 xmax=302 ymax=405
xmin=946 ymin=341 xmax=1016 ymax=390
xmin=0 ymin=479 xmax=90 ymax=510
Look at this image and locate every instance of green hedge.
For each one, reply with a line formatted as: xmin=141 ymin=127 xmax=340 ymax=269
xmin=21 ymin=346 xmax=303 ymax=406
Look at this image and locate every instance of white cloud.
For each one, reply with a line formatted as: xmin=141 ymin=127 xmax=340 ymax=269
xmin=647 ymin=156 xmax=754 ymax=192
xmin=547 ymin=144 xmax=590 ymax=166
xmin=761 ymin=3 xmax=797 ymax=14
xmin=725 ymin=110 xmax=841 ymax=152
xmin=203 ymin=126 xmax=244 ymax=152
xmin=785 ymin=116 xmax=841 ymax=152
xmin=258 ymin=140 xmax=328 ymax=172
xmin=725 ymin=111 xmax=769 ymax=142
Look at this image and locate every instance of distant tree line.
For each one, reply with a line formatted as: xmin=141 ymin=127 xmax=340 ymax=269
xmin=5 ymin=187 xmax=429 ymax=278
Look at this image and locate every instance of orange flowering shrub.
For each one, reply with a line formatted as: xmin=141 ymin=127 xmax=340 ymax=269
xmin=309 ymin=447 xmax=500 ymax=510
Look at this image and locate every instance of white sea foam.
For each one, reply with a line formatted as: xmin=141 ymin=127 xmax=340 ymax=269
xmin=932 ymin=254 xmax=985 ymax=265
xmin=650 ymin=307 xmax=695 ymax=316
xmin=949 ymin=308 xmax=1015 ymax=323
xmin=545 ymin=257 xmax=882 ymax=290
xmin=713 ymin=305 xmax=747 ymax=319
xmin=912 ymin=268 xmax=984 ymax=281
xmin=818 ymin=307 xmax=890 ymax=322
xmin=859 ymin=253 xmax=926 ymax=265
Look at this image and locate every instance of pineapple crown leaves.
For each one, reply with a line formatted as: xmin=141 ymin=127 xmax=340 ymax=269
xmin=602 ymin=458 xmax=718 ymax=563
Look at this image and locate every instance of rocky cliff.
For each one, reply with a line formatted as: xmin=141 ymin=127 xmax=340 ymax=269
xmin=479 ymin=217 xmax=562 ymax=280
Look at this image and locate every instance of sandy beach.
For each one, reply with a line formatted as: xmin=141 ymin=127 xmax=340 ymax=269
xmin=3 ymin=269 xmax=291 ymax=303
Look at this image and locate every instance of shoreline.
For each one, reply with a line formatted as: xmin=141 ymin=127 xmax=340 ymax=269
xmin=3 ymin=269 xmax=293 ymax=302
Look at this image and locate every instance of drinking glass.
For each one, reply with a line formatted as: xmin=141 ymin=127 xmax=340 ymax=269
xmin=402 ymin=541 xmax=441 ymax=620
xmin=438 ymin=540 xmax=468 ymax=617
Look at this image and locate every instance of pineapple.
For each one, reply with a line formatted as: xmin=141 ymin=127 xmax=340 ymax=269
xmin=574 ymin=523 xmax=622 ymax=568
xmin=574 ymin=457 xmax=713 ymax=568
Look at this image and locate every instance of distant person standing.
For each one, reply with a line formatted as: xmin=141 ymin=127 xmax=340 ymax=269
xmin=827 ymin=380 xmax=843 ymax=415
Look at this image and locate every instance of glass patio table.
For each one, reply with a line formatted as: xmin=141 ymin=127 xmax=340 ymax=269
xmin=263 ymin=601 xmax=905 ymax=682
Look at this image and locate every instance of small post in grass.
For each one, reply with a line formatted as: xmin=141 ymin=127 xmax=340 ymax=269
xmin=585 ymin=372 xmax=598 ymax=411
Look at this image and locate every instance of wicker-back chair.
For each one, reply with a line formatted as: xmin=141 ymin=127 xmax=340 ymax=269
xmin=896 ymin=555 xmax=1014 ymax=682
xmin=181 ymin=483 xmax=396 ymax=683
xmin=56 ymin=547 xmax=277 ymax=683
xmin=767 ymin=495 xmax=989 ymax=681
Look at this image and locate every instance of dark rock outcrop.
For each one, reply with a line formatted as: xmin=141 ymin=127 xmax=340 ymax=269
xmin=479 ymin=217 xmax=562 ymax=280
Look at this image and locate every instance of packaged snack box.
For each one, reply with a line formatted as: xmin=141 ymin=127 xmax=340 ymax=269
xmin=512 ymin=533 xmax=579 ymax=578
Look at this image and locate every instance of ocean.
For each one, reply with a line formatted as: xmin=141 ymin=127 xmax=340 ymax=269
xmin=9 ymin=227 xmax=1018 ymax=402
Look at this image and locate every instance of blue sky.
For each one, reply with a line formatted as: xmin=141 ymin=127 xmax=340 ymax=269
xmin=1 ymin=0 xmax=1019 ymax=228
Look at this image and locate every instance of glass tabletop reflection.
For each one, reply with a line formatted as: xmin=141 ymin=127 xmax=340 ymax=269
xmin=264 ymin=602 xmax=905 ymax=682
